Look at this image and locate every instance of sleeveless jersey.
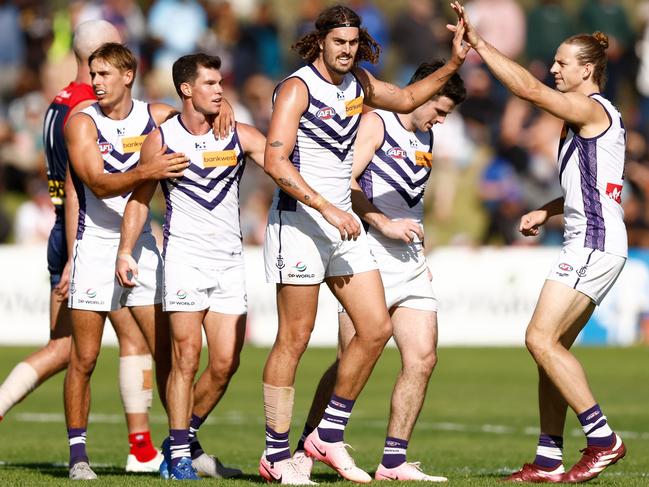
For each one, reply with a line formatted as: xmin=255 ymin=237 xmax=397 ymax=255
xmin=557 ymin=94 xmax=627 ymax=257
xmin=74 ymin=99 xmax=155 ymax=240
xmin=271 ymin=64 xmax=364 ymax=215
xmin=43 ymin=82 xmax=95 ymax=216
xmin=160 ymin=115 xmax=246 ymax=266
xmin=358 ymin=110 xmax=433 ymax=251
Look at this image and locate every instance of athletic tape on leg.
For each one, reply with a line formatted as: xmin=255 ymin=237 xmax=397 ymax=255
xmin=119 ymin=354 xmax=153 ymax=413
xmin=263 ymin=383 xmax=295 ymax=432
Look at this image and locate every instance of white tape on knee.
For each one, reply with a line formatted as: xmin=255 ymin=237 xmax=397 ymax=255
xmin=119 ymin=354 xmax=153 ymax=413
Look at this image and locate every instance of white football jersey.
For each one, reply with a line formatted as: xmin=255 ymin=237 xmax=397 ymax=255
xmin=359 ymin=110 xmax=433 ymax=251
xmin=75 ymin=99 xmax=154 ymax=240
xmin=271 ymin=64 xmax=364 ymax=215
xmin=558 ymin=94 xmax=627 ymax=257
xmin=160 ymin=115 xmax=246 ymax=266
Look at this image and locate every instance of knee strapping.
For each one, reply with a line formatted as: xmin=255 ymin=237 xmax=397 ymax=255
xmin=263 ymin=383 xmax=295 ymax=432
xmin=119 ymin=354 xmax=153 ymax=413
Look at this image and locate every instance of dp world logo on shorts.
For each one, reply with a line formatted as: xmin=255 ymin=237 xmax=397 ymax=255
xmin=176 ymin=289 xmax=187 ymax=300
xmin=288 ymin=261 xmax=315 ymax=279
xmin=86 ymin=288 xmax=97 ymax=298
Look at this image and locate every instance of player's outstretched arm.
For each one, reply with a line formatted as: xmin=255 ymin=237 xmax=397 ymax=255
xmin=350 ymin=112 xmax=423 ymax=243
xmin=264 ymin=78 xmax=360 ymax=241
xmin=237 ymin=122 xmax=266 ymax=168
xmin=116 ymin=130 xmax=162 ymax=287
xmin=65 ymin=113 xmax=189 ymax=198
xmin=357 ymin=18 xmax=468 ymax=113
xmin=450 ymin=2 xmax=605 ymax=129
xmin=519 ymin=197 xmax=564 ymax=237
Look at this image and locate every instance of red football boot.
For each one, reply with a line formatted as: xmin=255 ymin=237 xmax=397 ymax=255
xmin=502 ymin=463 xmax=563 ymax=483
xmin=562 ymin=434 xmax=626 ymax=483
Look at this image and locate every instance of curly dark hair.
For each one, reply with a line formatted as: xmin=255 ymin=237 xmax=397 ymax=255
xmin=408 ymin=61 xmax=466 ymax=105
xmin=292 ymin=5 xmax=380 ymax=65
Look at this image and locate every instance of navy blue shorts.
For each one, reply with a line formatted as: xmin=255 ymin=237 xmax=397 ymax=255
xmin=47 ymin=216 xmax=68 ymax=289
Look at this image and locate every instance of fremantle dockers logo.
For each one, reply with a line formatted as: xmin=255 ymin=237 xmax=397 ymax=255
xmin=276 ymin=254 xmax=285 ymax=269
xmin=576 ymin=266 xmax=588 ymax=278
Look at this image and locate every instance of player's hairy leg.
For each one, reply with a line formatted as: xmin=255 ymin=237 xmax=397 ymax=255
xmin=525 ymin=280 xmax=596 ymax=413
xmin=192 ymin=311 xmax=246 ymax=418
xmin=263 ymin=284 xmax=320 ymax=386
xmin=326 ymin=270 xmax=392 ymax=399
xmin=64 ymin=310 xmax=106 ymax=428
xmin=387 ymin=307 xmax=438 ymax=440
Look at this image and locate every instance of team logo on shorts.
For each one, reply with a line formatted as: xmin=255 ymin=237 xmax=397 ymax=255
xmin=275 ymin=255 xmax=285 ymax=270
xmin=387 ymin=147 xmax=406 ymax=159
xmin=176 ymin=289 xmax=187 ymax=300
xmin=70 ymin=282 xmax=76 ymax=295
xmin=558 ymin=263 xmax=573 ymax=272
xmin=294 ymin=261 xmax=307 ymax=272
xmin=316 ymin=107 xmax=335 ymax=120
xmin=85 ymin=288 xmax=97 ymax=298
xmin=576 ymin=266 xmax=588 ymax=278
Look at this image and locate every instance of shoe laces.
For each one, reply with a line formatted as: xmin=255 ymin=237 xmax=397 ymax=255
xmin=286 ymin=459 xmax=312 ymax=481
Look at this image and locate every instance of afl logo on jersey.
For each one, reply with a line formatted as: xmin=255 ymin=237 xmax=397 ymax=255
xmin=98 ymin=142 xmax=113 ymax=155
xmin=387 ymin=147 xmax=406 ymax=159
xmin=316 ymin=107 xmax=335 ymax=120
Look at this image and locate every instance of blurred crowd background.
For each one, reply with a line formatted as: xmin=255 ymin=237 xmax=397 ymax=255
xmin=1 ymin=0 xmax=648 ymax=250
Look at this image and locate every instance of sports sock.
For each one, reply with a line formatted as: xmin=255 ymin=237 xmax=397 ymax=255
xmin=128 ymin=431 xmax=158 ymax=462
xmin=188 ymin=414 xmax=206 ymax=459
xmin=577 ymin=403 xmax=615 ymax=447
xmin=296 ymin=423 xmax=315 ymax=452
xmin=533 ymin=434 xmax=563 ymax=469
xmin=316 ymin=394 xmax=355 ymax=443
xmin=68 ymin=428 xmax=89 ymax=467
xmin=0 ymin=362 xmax=38 ymax=417
xmin=381 ymin=436 xmax=408 ymax=468
xmin=265 ymin=426 xmax=291 ymax=463
xmin=169 ymin=429 xmax=191 ymax=470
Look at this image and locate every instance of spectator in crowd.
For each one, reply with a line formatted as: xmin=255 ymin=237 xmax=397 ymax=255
xmin=0 ymin=0 xmax=26 ymax=112
xmin=13 ymin=179 xmax=55 ymax=245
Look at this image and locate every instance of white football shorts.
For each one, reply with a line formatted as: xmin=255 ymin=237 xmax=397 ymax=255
xmin=69 ymin=232 xmax=162 ymax=311
xmin=264 ymin=209 xmax=378 ymax=285
xmin=163 ymin=258 xmax=247 ymax=314
xmin=546 ymin=243 xmax=626 ymax=305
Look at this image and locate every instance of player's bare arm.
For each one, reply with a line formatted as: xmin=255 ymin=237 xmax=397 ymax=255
xmin=237 ymin=122 xmax=266 ymax=168
xmin=65 ymin=113 xmax=189 ymax=198
xmin=450 ymin=2 xmax=608 ymax=133
xmin=356 ymin=20 xmax=468 ymax=113
xmin=519 ymin=197 xmax=565 ymax=237
xmin=115 ymin=130 xmax=162 ymax=287
xmin=265 ymin=78 xmax=360 ymax=240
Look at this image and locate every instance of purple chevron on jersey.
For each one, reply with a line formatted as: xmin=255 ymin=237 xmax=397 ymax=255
xmin=169 ymin=162 xmax=245 ymax=211
xmin=576 ymin=137 xmax=605 ymax=251
xmin=299 ymin=123 xmax=358 ymax=161
xmin=374 ymin=150 xmax=430 ymax=191
xmin=368 ymin=161 xmax=425 ymax=208
xmin=307 ymin=93 xmax=359 ymax=130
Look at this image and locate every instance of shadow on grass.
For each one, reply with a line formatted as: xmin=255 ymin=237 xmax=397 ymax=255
xmin=0 ymin=462 xmax=158 ymax=478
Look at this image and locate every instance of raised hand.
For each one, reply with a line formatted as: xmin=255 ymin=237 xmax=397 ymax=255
xmin=115 ymin=252 xmax=139 ymax=288
xmin=212 ymin=98 xmax=235 ymax=139
xmin=448 ymin=1 xmax=481 ymax=49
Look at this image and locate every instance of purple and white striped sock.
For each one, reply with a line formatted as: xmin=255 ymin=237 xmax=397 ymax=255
xmin=68 ymin=428 xmax=88 ymax=467
xmin=188 ymin=414 xmax=205 ymax=460
xmin=533 ymin=434 xmax=563 ymax=470
xmin=317 ymin=394 xmax=355 ymax=443
xmin=577 ymin=404 xmax=615 ymax=447
xmin=169 ymin=428 xmax=191 ymax=470
xmin=381 ymin=437 xmax=408 ymax=469
xmin=265 ymin=426 xmax=291 ymax=463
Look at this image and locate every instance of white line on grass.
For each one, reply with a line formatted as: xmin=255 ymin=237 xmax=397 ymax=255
xmin=13 ymin=413 xmax=649 ymax=441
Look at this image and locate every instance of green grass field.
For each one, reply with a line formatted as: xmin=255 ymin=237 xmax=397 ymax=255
xmin=0 ymin=346 xmax=646 ymax=485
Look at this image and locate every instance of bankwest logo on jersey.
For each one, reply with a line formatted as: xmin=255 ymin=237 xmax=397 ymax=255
xmin=316 ymin=106 xmax=335 ymax=120
xmin=606 ymin=183 xmax=622 ymax=204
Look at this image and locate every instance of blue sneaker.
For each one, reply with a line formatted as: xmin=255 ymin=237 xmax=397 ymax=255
xmin=170 ymin=457 xmax=201 ymax=480
xmin=160 ymin=437 xmax=171 ymax=479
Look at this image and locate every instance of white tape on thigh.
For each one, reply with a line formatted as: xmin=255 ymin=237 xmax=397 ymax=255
xmin=118 ymin=354 xmax=153 ymax=413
